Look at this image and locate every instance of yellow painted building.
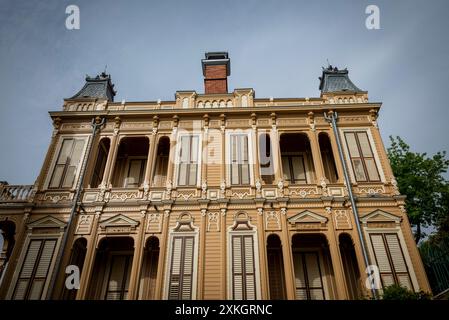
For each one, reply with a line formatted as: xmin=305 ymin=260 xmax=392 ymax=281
xmin=0 ymin=52 xmax=430 ymax=300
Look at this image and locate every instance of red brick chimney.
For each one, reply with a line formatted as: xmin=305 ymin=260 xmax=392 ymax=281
xmin=201 ymin=52 xmax=230 ymax=94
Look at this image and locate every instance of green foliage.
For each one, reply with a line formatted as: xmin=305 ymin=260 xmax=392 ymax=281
xmin=387 ymin=136 xmax=449 ymax=243
xmin=381 ymin=284 xmax=431 ymax=300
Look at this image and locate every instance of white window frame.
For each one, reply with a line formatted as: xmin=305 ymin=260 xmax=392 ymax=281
xmin=43 ymin=134 xmax=89 ymax=190
xmin=225 ymin=130 xmax=255 ymax=187
xmin=173 ymin=133 xmax=202 ymax=188
xmin=339 ymin=128 xmax=386 ymax=183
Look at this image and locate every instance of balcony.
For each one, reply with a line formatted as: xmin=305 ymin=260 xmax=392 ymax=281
xmin=0 ymin=184 xmax=35 ymax=203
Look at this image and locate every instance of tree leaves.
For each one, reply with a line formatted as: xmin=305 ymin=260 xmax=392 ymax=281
xmin=387 ymin=136 xmax=449 ymax=243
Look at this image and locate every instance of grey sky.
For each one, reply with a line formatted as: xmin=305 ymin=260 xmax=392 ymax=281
xmin=0 ymin=0 xmax=448 ymax=184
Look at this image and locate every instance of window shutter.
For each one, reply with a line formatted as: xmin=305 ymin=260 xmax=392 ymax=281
xmin=385 ymin=234 xmax=413 ymax=290
xmin=231 ymin=235 xmax=256 ymax=300
xmin=243 ymin=236 xmax=256 ymax=300
xmin=13 ymin=239 xmax=57 ymax=300
xmin=370 ymin=234 xmax=394 ymax=287
xmin=181 ymin=237 xmax=194 ymax=299
xmin=168 ymin=236 xmax=195 ymax=300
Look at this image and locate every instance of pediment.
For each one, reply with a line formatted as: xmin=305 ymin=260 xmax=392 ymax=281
xmin=288 ymin=210 xmax=328 ymax=224
xmin=27 ymin=215 xmax=66 ymax=229
xmin=360 ymin=210 xmax=401 ymax=224
xmin=99 ymin=214 xmax=139 ymax=229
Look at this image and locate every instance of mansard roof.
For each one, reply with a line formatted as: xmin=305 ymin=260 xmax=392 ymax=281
xmin=68 ymin=72 xmax=116 ymax=101
xmin=319 ymin=65 xmax=365 ymax=94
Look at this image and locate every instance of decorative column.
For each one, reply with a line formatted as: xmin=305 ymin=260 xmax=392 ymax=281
xmin=325 ymin=116 xmax=345 ymax=183
xmin=270 ymin=113 xmax=283 ymax=183
xmin=219 ymin=114 xmax=226 ymax=189
xmin=279 ymin=207 xmax=296 ymax=299
xmin=307 ymin=112 xmax=326 ymax=184
xmin=127 ymin=208 xmax=148 ymax=299
xmin=325 ymin=206 xmax=349 ymax=299
xmin=154 ymin=204 xmax=172 ymax=299
xmin=201 ymin=114 xmax=209 ymax=196
xmin=102 ymin=116 xmax=122 ymax=188
xmin=165 ymin=115 xmax=179 ymax=194
xmin=197 ymin=204 xmax=208 ymax=299
xmin=251 ymin=113 xmax=261 ymax=186
xmin=143 ymin=130 xmax=157 ymax=198
xmin=219 ymin=204 xmax=228 ymax=299
xmin=76 ymin=211 xmax=101 ymax=299
xmin=256 ymin=205 xmax=268 ymax=299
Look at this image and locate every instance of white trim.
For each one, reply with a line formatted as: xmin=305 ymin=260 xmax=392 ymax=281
xmin=226 ymin=219 xmax=261 ymax=300
xmin=173 ymin=132 xmax=203 ymax=188
xmin=43 ymin=134 xmax=90 ymax=190
xmin=338 ymin=128 xmax=386 ymax=183
xmin=225 ymin=130 xmax=255 ymax=187
xmin=363 ymin=226 xmax=420 ymax=292
xmin=162 ymin=219 xmax=200 ymax=300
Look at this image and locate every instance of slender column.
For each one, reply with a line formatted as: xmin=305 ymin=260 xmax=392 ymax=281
xmin=103 ymin=134 xmax=120 ymax=187
xmin=270 ymin=127 xmax=283 ymax=183
xmin=326 ymin=209 xmax=349 ymax=299
xmin=220 ymin=207 xmax=227 ymax=299
xmin=220 ymin=114 xmax=226 ymax=187
xmin=76 ymin=212 xmax=100 ymax=299
xmin=166 ymin=120 xmax=178 ymax=189
xmin=307 ymin=131 xmax=325 ymax=183
xmin=143 ymin=134 xmax=157 ymax=186
xmin=368 ymin=113 xmax=394 ymax=180
xmin=279 ymin=210 xmax=295 ymax=299
xmin=197 ymin=208 xmax=207 ymax=299
xmin=155 ymin=209 xmax=171 ymax=299
xmin=127 ymin=211 xmax=147 ymax=299
xmin=326 ymin=129 xmax=345 ymax=183
xmin=256 ymin=208 xmax=268 ymax=299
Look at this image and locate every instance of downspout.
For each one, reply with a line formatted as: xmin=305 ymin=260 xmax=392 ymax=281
xmin=324 ymin=111 xmax=378 ymax=299
xmin=46 ymin=116 xmax=105 ymax=299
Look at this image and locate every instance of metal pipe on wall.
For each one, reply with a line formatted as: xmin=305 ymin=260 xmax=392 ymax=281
xmin=324 ymin=111 xmax=378 ymax=299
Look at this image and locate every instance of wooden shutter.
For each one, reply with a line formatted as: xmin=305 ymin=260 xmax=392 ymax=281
xmin=230 ymin=135 xmax=250 ymax=185
xmin=267 ymin=247 xmax=286 ymax=299
xmin=168 ymin=236 xmax=195 ymax=300
xmin=178 ymin=136 xmax=198 ymax=186
xmin=293 ymin=252 xmax=325 ymax=300
xmin=370 ymin=233 xmax=413 ymax=290
xmin=49 ymin=138 xmax=85 ymax=188
xmin=13 ymin=239 xmax=57 ymax=300
xmin=105 ymin=254 xmax=132 ymax=300
xmin=344 ymin=132 xmax=380 ymax=182
xmin=231 ymin=235 xmax=256 ymax=300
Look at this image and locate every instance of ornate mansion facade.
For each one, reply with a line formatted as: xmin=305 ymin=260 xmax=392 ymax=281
xmin=0 ymin=52 xmax=430 ymax=300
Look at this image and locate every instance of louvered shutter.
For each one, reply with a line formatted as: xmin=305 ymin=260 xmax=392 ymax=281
xmin=168 ymin=236 xmax=195 ymax=300
xmin=231 ymin=235 xmax=256 ymax=300
xmin=385 ymin=234 xmax=413 ymax=290
xmin=243 ymin=236 xmax=256 ymax=299
xmin=267 ymin=247 xmax=286 ymax=299
xmin=13 ymin=239 xmax=57 ymax=300
xmin=181 ymin=237 xmax=194 ymax=299
xmin=370 ymin=234 xmax=395 ymax=287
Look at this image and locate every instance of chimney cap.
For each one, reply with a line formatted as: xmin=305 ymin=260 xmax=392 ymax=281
xmin=202 ymin=51 xmax=231 ymax=76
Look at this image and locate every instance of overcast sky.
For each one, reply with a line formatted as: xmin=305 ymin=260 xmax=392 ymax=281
xmin=0 ymin=0 xmax=448 ymax=184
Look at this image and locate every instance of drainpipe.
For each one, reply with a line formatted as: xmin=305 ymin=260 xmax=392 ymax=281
xmin=324 ymin=111 xmax=378 ymax=299
xmin=46 ymin=116 xmax=105 ymax=299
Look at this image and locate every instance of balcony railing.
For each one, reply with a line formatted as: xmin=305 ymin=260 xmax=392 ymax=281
xmin=0 ymin=184 xmax=35 ymax=203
